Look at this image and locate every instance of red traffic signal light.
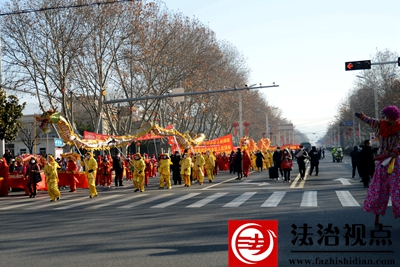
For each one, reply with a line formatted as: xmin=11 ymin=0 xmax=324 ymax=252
xmin=345 ymin=60 xmax=371 ymax=71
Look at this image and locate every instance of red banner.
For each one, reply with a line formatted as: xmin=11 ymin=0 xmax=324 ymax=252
xmin=169 ymin=134 xmax=234 ymax=154
xmin=83 ymin=131 xmax=110 ymax=141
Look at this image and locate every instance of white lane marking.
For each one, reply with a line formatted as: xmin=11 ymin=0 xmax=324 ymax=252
xmin=187 ymin=192 xmax=228 ymax=208
xmin=87 ymin=194 xmax=148 ymax=209
xmin=336 ymin=191 xmax=360 ymax=206
xmin=223 ymin=192 xmax=256 ymax=207
xmin=54 ymin=195 xmax=121 ymax=210
xmin=261 ymin=191 xmax=287 ymax=207
xmin=119 ymin=193 xmax=173 ymax=209
xmin=151 ymin=193 xmax=201 ymax=208
xmin=300 ymin=191 xmax=318 ymax=207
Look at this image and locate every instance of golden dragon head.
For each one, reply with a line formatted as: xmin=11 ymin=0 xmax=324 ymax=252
xmin=35 ymin=109 xmax=61 ymax=134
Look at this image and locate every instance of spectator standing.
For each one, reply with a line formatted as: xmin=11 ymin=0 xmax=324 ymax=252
xmin=296 ymin=145 xmax=308 ymax=180
xmin=309 ymin=146 xmax=320 ymax=176
xmin=349 ymin=146 xmax=361 ymax=178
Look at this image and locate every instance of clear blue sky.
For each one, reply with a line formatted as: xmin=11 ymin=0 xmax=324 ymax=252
xmin=2 ymin=0 xmax=400 ymax=144
xmin=163 ymin=0 xmax=400 ymax=143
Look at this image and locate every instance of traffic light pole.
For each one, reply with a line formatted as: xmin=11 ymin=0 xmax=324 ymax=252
xmin=371 ymin=60 xmax=398 ymax=66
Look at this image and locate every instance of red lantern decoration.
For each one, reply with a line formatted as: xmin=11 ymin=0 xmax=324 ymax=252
xmin=232 ymin=122 xmax=239 ymax=136
xmin=243 ymin=122 xmax=251 ymax=136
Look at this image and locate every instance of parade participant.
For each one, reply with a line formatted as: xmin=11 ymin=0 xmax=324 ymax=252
xmin=309 ymin=146 xmax=320 ymax=176
xmin=213 ymin=151 xmax=219 ymax=175
xmin=242 ymin=149 xmax=251 ymax=177
xmin=99 ymin=156 xmax=112 ymax=187
xmin=355 ymin=105 xmax=400 ymax=225
xmin=281 ymin=148 xmax=293 ymax=183
xmin=204 ymin=151 xmax=215 ymax=183
xmin=95 ymin=155 xmax=102 ymax=186
xmin=234 ymin=148 xmax=243 ymax=180
xmin=150 ymin=154 xmax=158 ymax=178
xmin=0 ymin=158 xmax=9 ymax=197
xmin=66 ymin=157 xmax=78 ymax=192
xmin=255 ymin=150 xmax=265 ymax=172
xmin=195 ymin=152 xmax=206 ymax=185
xmin=3 ymin=149 xmax=13 ymax=166
xmin=158 ymin=154 xmax=172 ymax=189
xmin=229 ymin=150 xmax=235 ymax=174
xmin=113 ymin=153 xmax=124 ymax=187
xmin=296 ymin=145 xmax=308 ymax=180
xmin=143 ymin=153 xmax=152 ymax=186
xmin=84 ymin=152 xmax=98 ymax=198
xmin=25 ymin=157 xmax=41 ymax=198
xmin=180 ymin=153 xmax=192 ymax=187
xmin=171 ymin=151 xmax=182 ymax=185
xmin=43 ymin=155 xmax=61 ymax=202
xmin=273 ymin=147 xmax=283 ymax=180
xmin=133 ymin=153 xmax=146 ymax=192
xmin=191 ymin=153 xmax=198 ymax=183
xmin=251 ymin=152 xmax=257 ymax=171
xmin=124 ymin=157 xmax=133 ymax=181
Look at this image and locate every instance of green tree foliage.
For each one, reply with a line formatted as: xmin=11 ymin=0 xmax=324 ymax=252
xmin=0 ymin=90 xmax=26 ymax=142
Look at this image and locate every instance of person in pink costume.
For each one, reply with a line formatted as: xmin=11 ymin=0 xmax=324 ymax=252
xmin=355 ymin=105 xmax=400 ymax=225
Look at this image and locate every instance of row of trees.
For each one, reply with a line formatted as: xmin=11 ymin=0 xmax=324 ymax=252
xmin=1 ymin=0 xmax=303 ymax=145
xmin=322 ymin=49 xmax=400 ymax=148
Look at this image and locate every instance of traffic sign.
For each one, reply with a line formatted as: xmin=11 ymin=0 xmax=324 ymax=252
xmin=345 ymin=60 xmax=371 ymax=71
xmin=54 ymin=138 xmax=63 ymax=147
xmin=345 ymin=121 xmax=353 ymax=126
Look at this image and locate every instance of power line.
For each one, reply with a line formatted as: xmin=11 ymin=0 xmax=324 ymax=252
xmin=0 ymin=0 xmax=136 ymax=17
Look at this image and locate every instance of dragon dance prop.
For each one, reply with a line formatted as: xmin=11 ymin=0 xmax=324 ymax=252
xmin=35 ymin=110 xmax=206 ymax=151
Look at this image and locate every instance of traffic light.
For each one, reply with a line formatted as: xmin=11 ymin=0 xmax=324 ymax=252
xmin=345 ymin=60 xmax=371 ymax=71
xmin=398 ymin=57 xmax=400 ymax=66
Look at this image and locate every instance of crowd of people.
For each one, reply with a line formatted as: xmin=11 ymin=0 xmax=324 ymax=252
xmin=1 ymin=102 xmax=398 ymax=228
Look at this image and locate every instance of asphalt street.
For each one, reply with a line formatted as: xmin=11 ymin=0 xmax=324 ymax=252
xmin=0 ymin=154 xmax=398 ymax=267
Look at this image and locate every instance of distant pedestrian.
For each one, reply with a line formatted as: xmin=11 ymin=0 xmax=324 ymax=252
xmin=309 ymin=146 xmax=320 ymax=176
xmin=113 ymin=153 xmax=124 ymax=187
xmin=349 ymin=146 xmax=361 ymax=178
xmin=229 ymin=151 xmax=235 ymax=174
xmin=25 ymin=157 xmax=41 ymax=198
xmin=296 ymin=145 xmax=308 ymax=180
xmin=280 ymin=148 xmax=292 ymax=182
xmin=255 ymin=150 xmax=265 ymax=172
xmin=171 ymin=151 xmax=182 ymax=185
xmin=272 ymin=147 xmax=283 ymax=180
xmin=359 ymin=140 xmax=377 ymax=188
xmin=234 ymin=148 xmax=243 ymax=180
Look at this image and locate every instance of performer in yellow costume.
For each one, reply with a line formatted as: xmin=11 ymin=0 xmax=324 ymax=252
xmin=84 ymin=152 xmax=98 ymax=198
xmin=180 ymin=153 xmax=192 ymax=187
xmin=251 ymin=152 xmax=257 ymax=171
xmin=158 ymin=154 xmax=172 ymax=189
xmin=195 ymin=152 xmax=205 ymax=185
xmin=44 ymin=155 xmax=61 ymax=202
xmin=204 ymin=151 xmax=215 ymax=183
xmin=133 ymin=153 xmax=146 ymax=192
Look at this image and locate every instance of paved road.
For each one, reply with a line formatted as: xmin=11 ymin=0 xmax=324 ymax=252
xmin=0 ymin=154 xmax=398 ymax=267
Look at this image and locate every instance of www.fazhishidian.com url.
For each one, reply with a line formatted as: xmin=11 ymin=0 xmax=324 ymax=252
xmin=288 ymin=256 xmax=396 ymax=265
